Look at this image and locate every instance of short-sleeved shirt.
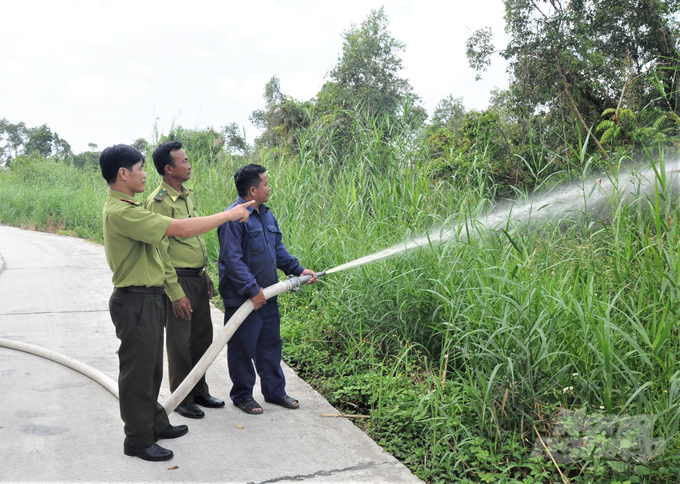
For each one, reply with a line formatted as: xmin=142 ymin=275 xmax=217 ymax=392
xmin=103 ymin=188 xmax=173 ymax=288
xmin=144 ymin=181 xmax=208 ymax=301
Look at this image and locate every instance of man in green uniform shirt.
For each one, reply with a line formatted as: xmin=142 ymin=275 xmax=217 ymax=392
xmin=145 ymin=141 xmax=223 ymax=420
xmin=100 ymin=144 xmax=253 ymax=461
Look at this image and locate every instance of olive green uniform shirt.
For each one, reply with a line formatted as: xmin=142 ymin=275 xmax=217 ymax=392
xmin=103 ymin=189 xmax=172 ymax=288
xmin=144 ymin=181 xmax=208 ymax=302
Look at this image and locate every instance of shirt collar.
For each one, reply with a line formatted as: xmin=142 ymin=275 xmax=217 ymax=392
xmin=107 ymin=188 xmax=140 ymax=204
xmin=236 ymin=196 xmax=266 ymax=214
xmin=161 ymin=180 xmax=189 ymax=202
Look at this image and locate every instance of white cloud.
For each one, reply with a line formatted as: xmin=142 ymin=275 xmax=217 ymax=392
xmin=216 ymin=78 xmax=239 ymax=102
xmin=1 ymin=0 xmax=510 ymax=153
xmin=66 ymin=76 xmax=113 ymax=101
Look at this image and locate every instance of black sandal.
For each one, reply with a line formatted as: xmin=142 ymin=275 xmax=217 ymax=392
xmin=235 ymin=398 xmax=263 ymax=414
xmin=269 ymin=395 xmax=299 ymax=409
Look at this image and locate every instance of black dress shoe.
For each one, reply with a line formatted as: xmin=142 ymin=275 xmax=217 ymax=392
xmin=175 ymin=401 xmax=205 ymax=419
xmin=124 ymin=439 xmax=173 ymax=461
xmin=194 ymin=394 xmax=226 ymax=408
xmin=157 ymin=424 xmax=188 ymax=440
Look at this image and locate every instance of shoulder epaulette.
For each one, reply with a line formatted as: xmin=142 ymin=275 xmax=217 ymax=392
xmin=154 ymin=189 xmax=168 ymax=202
xmin=120 ymin=199 xmax=141 ymax=206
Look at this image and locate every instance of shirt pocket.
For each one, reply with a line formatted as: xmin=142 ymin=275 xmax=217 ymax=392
xmin=245 ymin=227 xmax=265 ymax=254
xmin=171 ymin=208 xmax=192 ymax=243
xmin=266 ymin=224 xmax=282 ymax=244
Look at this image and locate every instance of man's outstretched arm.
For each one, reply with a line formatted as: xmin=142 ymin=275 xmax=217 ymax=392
xmin=166 ymin=201 xmax=254 ymax=238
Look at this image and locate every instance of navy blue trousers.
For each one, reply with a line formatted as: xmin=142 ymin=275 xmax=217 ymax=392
xmin=223 ymin=300 xmax=286 ymax=404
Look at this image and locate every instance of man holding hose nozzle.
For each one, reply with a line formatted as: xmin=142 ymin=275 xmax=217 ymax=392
xmin=100 ymin=144 xmax=253 ymax=461
xmin=218 ymin=164 xmax=317 ymax=415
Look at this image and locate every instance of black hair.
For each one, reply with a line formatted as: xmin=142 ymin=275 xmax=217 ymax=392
xmin=234 ymin=164 xmax=267 ymax=197
xmin=99 ymin=144 xmax=144 ymax=184
xmin=152 ymin=141 xmax=183 ymax=176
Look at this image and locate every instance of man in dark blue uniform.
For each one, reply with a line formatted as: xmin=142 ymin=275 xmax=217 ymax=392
xmin=217 ymin=164 xmax=317 ymax=414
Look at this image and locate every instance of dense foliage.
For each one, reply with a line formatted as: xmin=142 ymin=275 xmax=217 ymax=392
xmin=3 ymin=5 xmax=680 ymax=483
xmin=467 ymin=0 xmax=680 ymax=164
xmin=4 ymin=120 xmax=680 ymax=482
xmin=0 ymin=119 xmax=72 ymax=164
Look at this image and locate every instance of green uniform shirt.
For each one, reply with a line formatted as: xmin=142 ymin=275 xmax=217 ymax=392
xmin=103 ymin=189 xmax=173 ymax=288
xmin=144 ymin=181 xmax=208 ymax=302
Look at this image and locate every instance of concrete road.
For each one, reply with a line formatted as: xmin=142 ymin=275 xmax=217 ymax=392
xmin=0 ymin=225 xmax=422 ymax=483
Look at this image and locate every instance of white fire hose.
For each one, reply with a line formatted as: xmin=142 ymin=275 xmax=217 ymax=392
xmin=0 ymin=271 xmax=323 ymax=412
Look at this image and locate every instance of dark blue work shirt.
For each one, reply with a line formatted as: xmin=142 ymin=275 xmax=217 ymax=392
xmin=217 ymin=197 xmax=304 ymax=307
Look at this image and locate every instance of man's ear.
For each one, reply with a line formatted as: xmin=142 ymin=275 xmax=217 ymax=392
xmin=118 ymin=166 xmax=128 ymax=181
xmin=164 ymin=163 xmax=173 ymax=176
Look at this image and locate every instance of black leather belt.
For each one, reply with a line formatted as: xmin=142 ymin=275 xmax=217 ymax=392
xmin=175 ymin=268 xmax=205 ymax=277
xmin=118 ymin=286 xmax=165 ymax=295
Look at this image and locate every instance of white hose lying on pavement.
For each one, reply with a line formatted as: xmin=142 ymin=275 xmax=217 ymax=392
xmin=0 ymin=337 xmax=119 ymax=398
xmin=162 ymin=273 xmax=316 ymax=414
xmin=0 ymin=273 xmax=319 ymax=411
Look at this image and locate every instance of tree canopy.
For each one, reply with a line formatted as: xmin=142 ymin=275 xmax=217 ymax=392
xmin=317 ymin=6 xmax=416 ymax=119
xmin=468 ymin=0 xmax=680 ymax=154
xmin=0 ymin=119 xmax=71 ymax=165
xmin=250 ymin=8 xmax=423 ymax=158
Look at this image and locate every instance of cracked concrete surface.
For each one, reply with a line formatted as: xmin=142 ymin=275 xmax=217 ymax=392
xmin=0 ymin=225 xmax=423 ymax=483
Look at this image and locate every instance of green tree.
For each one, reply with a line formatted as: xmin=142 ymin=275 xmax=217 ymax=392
xmin=306 ymin=7 xmax=425 ymax=162
xmin=221 ymin=122 xmax=250 ymax=155
xmin=317 ymin=7 xmax=419 ymax=120
xmin=130 ymin=138 xmax=148 ymax=153
xmin=24 ymin=124 xmax=55 ymax=157
xmin=52 ymin=134 xmax=72 ymax=161
xmin=0 ymin=119 xmax=28 ymax=164
xmin=71 ymin=150 xmax=100 ymax=169
xmin=250 ymin=76 xmax=312 ymax=150
xmin=0 ymin=119 xmax=72 ymax=164
xmin=162 ymin=126 xmax=225 ymax=162
xmin=429 ymin=96 xmax=467 ymax=132
xmin=421 ymin=96 xmax=467 ymax=158
xmin=468 ymin=0 xmax=680 ymax=156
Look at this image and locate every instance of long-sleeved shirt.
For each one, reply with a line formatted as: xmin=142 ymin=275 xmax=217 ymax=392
xmin=144 ymin=181 xmax=208 ymax=301
xmin=217 ymin=196 xmax=303 ymax=307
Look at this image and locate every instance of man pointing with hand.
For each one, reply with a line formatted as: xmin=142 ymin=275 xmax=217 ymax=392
xmin=100 ymin=144 xmax=252 ymax=462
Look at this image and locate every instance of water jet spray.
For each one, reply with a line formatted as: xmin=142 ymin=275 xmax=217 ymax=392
xmin=324 ymin=159 xmax=680 ymax=274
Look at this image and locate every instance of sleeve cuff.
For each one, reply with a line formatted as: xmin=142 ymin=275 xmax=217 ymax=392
xmin=246 ymin=285 xmax=261 ymax=299
xmin=166 ymin=285 xmax=186 ymax=302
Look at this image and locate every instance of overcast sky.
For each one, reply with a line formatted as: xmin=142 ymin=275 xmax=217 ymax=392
xmin=2 ymin=0 xmax=509 ymax=154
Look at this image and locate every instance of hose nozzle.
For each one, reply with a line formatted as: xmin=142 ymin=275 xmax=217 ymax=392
xmin=288 ymin=271 xmax=326 ymax=292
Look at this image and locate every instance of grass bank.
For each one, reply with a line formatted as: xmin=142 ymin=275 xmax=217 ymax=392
xmin=2 ymin=137 xmax=680 ymax=483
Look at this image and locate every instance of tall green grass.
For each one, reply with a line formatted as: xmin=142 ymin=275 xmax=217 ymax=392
xmin=2 ymin=122 xmax=680 ymax=482
xmin=0 ymin=157 xmax=104 ymax=240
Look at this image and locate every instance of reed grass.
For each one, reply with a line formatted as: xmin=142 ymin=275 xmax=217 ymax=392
xmin=2 ymin=121 xmax=680 ymax=482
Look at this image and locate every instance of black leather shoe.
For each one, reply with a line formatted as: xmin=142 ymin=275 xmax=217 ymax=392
xmin=124 ymin=439 xmax=173 ymax=461
xmin=157 ymin=424 xmax=188 ymax=440
xmin=175 ymin=402 xmax=205 ymax=419
xmin=194 ymin=394 xmax=226 ymax=408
